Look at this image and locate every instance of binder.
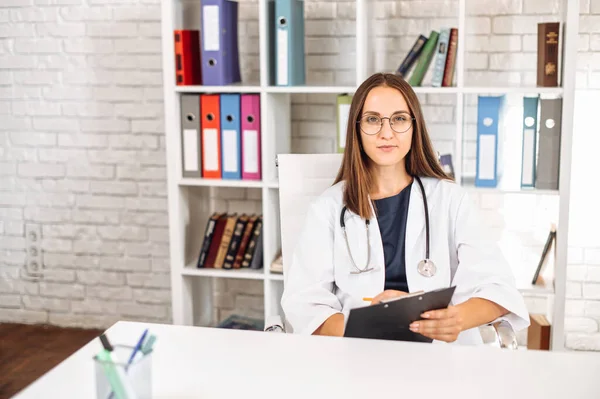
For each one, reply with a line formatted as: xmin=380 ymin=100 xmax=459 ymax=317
xmin=201 ymin=0 xmax=241 ymax=86
xmin=336 ymin=94 xmax=352 ymax=153
xmin=535 ymin=98 xmax=562 ymax=190
xmin=180 ymin=94 xmax=202 ymax=178
xmin=268 ymin=0 xmax=276 ymax=85
xmin=475 ymin=95 xmax=505 ymax=188
xmin=275 ymin=0 xmax=305 ymax=86
xmin=220 ymin=94 xmax=242 ymax=180
xmin=241 ymin=94 xmax=261 ymax=180
xmin=431 ymin=28 xmax=450 ymax=87
xmin=201 ymin=94 xmax=222 ymax=179
xmin=520 ymin=96 xmax=539 ymax=188
xmin=174 ymin=30 xmax=201 ymax=86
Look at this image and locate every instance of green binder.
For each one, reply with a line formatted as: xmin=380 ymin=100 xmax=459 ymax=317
xmin=337 ymin=94 xmax=353 ymax=153
xmin=408 ymin=31 xmax=439 ymax=87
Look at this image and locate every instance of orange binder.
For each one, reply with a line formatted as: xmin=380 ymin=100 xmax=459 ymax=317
xmin=201 ymin=94 xmax=221 ymax=179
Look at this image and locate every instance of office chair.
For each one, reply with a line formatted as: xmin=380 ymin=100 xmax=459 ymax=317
xmin=265 ymin=153 xmax=518 ymax=350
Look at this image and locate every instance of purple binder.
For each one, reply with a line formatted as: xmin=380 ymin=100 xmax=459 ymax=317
xmin=200 ymin=0 xmax=241 ymax=86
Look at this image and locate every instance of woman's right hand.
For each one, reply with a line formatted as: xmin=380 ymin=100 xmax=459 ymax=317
xmin=369 ymin=290 xmax=410 ymax=305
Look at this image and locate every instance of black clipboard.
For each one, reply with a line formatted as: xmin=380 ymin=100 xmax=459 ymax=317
xmin=344 ymin=286 xmax=456 ymax=343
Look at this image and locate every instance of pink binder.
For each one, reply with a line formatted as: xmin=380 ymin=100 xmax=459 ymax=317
xmin=241 ymin=94 xmax=261 ymax=180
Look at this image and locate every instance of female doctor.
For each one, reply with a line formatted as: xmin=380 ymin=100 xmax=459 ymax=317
xmin=280 ymin=73 xmax=529 ymax=345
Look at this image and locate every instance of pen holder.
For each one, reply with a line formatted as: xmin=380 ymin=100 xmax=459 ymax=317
xmin=93 ymin=344 xmax=152 ymax=399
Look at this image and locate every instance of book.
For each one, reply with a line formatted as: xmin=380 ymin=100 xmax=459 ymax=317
xmin=408 ymin=30 xmax=439 ymax=86
xmin=395 ymin=35 xmax=427 ymax=78
xmin=527 ymin=314 xmax=551 ymax=350
xmin=537 ymin=22 xmax=560 ymax=87
xmin=217 ymin=314 xmax=264 ymax=331
xmin=223 ymin=214 xmax=249 ymax=269
xmin=234 ymin=214 xmax=257 ymax=269
xmin=241 ymin=216 xmax=263 ymax=268
xmin=197 ymin=212 xmax=223 ymax=268
xmin=214 ymin=214 xmax=238 ymax=268
xmin=442 ymin=28 xmax=458 ymax=87
xmin=203 ymin=214 xmax=228 ymax=268
xmin=431 ymin=28 xmax=450 ymax=87
xmin=532 ymin=224 xmax=556 ymax=286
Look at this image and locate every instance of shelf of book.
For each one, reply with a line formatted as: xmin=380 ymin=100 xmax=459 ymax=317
xmin=162 ymin=0 xmax=578 ymax=351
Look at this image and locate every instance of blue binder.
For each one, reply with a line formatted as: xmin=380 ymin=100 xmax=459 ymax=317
xmin=475 ymin=95 xmax=505 ymax=188
xmin=220 ymin=94 xmax=241 ymax=180
xmin=520 ymin=96 xmax=539 ymax=188
xmin=275 ymin=0 xmax=305 ymax=86
xmin=201 ymin=0 xmax=241 ymax=86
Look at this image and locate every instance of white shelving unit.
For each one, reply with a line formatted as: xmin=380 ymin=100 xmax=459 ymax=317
xmin=161 ymin=0 xmax=579 ymax=351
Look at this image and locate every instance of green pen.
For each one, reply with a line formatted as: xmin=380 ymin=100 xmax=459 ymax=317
xmin=97 ymin=334 xmax=137 ymax=399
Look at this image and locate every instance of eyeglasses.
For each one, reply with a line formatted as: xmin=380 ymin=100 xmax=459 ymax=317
xmin=357 ymin=112 xmax=415 ymax=135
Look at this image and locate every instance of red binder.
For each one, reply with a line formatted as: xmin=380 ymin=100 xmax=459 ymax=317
xmin=201 ymin=94 xmax=221 ymax=179
xmin=174 ymin=30 xmax=201 ymax=86
xmin=241 ymin=94 xmax=261 ymax=180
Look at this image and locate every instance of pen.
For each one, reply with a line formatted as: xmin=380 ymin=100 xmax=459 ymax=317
xmin=98 ymin=334 xmax=137 ymax=399
xmin=362 ymin=297 xmax=373 ymax=302
xmin=126 ymin=329 xmax=148 ymax=370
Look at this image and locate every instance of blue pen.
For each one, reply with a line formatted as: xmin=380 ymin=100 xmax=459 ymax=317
xmin=126 ymin=329 xmax=148 ymax=370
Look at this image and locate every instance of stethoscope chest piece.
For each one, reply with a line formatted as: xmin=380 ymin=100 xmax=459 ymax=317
xmin=418 ymin=259 xmax=436 ymax=278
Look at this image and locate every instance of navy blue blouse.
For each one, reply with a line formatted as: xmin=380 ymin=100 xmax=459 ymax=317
xmin=373 ymin=182 xmax=412 ymax=292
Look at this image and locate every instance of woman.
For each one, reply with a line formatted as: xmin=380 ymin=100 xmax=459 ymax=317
xmin=280 ymin=73 xmax=529 ymax=345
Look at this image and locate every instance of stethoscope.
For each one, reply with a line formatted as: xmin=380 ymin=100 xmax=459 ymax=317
xmin=339 ymin=175 xmax=436 ymax=278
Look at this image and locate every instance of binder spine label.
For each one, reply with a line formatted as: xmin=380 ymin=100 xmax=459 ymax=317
xmin=521 ymin=128 xmax=535 ymax=186
xmin=222 ymin=129 xmax=238 ymax=173
xmin=277 ymin=28 xmax=288 ymax=85
xmin=203 ymin=5 xmax=220 ymax=51
xmin=477 ymin=134 xmax=496 ymax=180
xmin=243 ymin=130 xmax=259 ymax=173
xmin=204 ymin=128 xmax=219 ymax=172
xmin=338 ymin=103 xmax=350 ymax=150
xmin=183 ymin=129 xmax=199 ymax=172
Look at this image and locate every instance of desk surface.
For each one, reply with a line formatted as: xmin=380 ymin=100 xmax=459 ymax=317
xmin=12 ymin=321 xmax=600 ymax=399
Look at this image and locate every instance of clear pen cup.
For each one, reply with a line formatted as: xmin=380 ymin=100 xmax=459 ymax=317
xmin=93 ymin=344 xmax=152 ymax=399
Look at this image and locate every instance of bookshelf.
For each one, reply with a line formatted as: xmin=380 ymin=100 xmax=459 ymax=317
xmin=160 ymin=0 xmax=579 ymax=351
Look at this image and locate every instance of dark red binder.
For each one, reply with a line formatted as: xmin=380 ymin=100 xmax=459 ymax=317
xmin=174 ymin=30 xmax=201 ymax=86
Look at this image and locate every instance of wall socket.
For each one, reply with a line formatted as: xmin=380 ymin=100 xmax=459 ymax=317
xmin=25 ymin=223 xmax=43 ymax=277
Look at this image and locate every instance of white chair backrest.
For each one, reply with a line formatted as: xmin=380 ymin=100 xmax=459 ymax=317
xmin=277 ymin=153 xmax=343 ymax=286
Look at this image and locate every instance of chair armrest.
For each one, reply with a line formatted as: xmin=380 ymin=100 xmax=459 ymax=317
xmin=479 ymin=320 xmax=518 ymax=349
xmin=264 ymin=315 xmax=285 ymax=333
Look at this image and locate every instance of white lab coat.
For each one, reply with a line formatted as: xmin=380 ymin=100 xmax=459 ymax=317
xmin=280 ymin=176 xmax=530 ymax=345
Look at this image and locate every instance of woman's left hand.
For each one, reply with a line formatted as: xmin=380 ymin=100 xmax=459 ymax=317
xmin=409 ymin=305 xmax=464 ymax=343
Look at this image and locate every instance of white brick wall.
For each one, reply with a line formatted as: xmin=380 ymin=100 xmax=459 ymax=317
xmin=1 ymin=0 xmax=599 ymax=351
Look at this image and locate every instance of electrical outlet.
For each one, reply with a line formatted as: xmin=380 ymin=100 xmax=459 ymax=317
xmin=25 ymin=223 xmax=42 ymax=277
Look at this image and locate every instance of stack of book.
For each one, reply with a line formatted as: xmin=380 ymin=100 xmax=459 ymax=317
xmin=395 ymin=28 xmax=458 ymax=87
xmin=197 ymin=213 xmax=263 ymax=270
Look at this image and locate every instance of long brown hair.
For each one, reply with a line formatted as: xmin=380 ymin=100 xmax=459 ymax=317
xmin=333 ymin=72 xmax=452 ymax=220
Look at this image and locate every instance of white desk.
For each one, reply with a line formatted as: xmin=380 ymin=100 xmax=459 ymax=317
xmin=12 ymin=321 xmax=600 ymax=399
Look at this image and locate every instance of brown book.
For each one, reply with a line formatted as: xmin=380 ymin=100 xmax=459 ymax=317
xmin=233 ymin=215 xmax=257 ymax=269
xmin=214 ymin=214 xmax=237 ymax=269
xmin=204 ymin=214 xmax=228 ymax=268
xmin=442 ymin=28 xmax=458 ymax=87
xmin=223 ymin=214 xmax=249 ymax=269
xmin=242 ymin=216 xmax=263 ymax=268
xmin=528 ymin=314 xmax=551 ymax=350
xmin=537 ymin=22 xmax=560 ymax=87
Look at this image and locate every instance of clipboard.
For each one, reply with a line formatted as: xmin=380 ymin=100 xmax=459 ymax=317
xmin=344 ymin=286 xmax=456 ymax=343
